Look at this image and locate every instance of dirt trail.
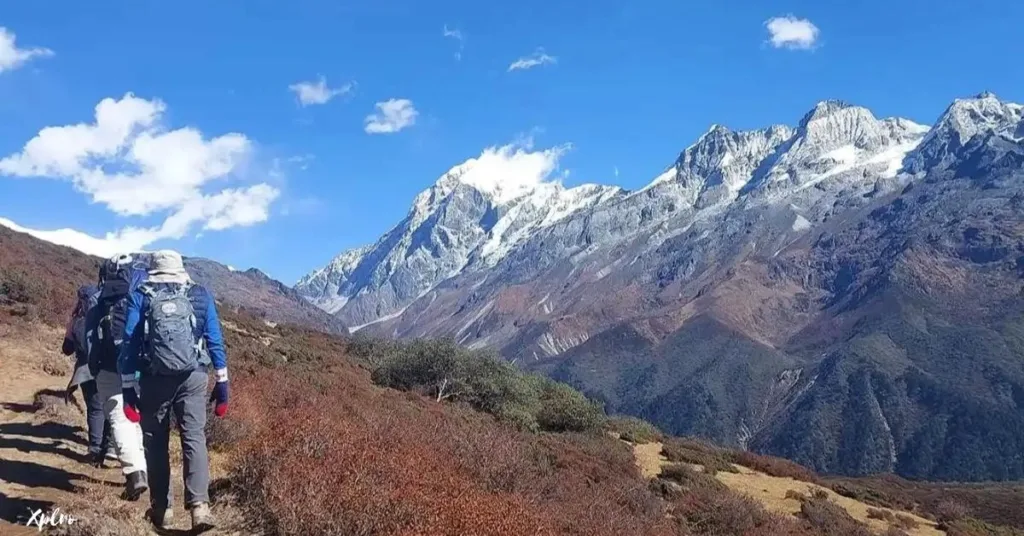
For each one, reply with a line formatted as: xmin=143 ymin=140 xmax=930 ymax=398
xmin=631 ymin=441 xmax=943 ymax=536
xmin=632 ymin=441 xmax=667 ymax=480
xmin=0 ymin=324 xmax=247 ymax=535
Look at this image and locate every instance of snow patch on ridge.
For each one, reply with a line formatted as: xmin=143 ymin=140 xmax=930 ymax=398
xmin=792 ymin=214 xmax=812 ymax=231
xmin=348 ymin=305 xmax=410 ymax=334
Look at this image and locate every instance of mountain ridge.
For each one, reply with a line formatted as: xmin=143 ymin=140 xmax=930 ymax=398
xmin=296 ymin=96 xmax=938 ymax=332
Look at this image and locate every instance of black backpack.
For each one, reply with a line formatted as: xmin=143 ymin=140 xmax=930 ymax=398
xmin=70 ymin=285 xmax=99 ymax=357
xmin=91 ymin=256 xmax=147 ymax=371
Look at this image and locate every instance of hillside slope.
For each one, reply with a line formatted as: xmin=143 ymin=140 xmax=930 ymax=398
xmin=0 ymin=224 xmax=346 ymax=335
xmin=2 ymin=228 xmax=1023 ymax=535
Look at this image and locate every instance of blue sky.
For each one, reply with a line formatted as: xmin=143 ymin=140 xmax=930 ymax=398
xmin=0 ymin=0 xmax=1022 ymax=283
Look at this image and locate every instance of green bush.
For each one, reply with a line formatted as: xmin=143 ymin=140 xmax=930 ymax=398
xmin=371 ymin=338 xmax=470 ymax=400
xmin=347 ymin=334 xmax=402 ymax=368
xmin=368 ymin=337 xmax=605 ymax=433
xmin=606 ymin=416 xmax=662 ymax=443
xmin=535 ymin=381 xmax=605 ymax=433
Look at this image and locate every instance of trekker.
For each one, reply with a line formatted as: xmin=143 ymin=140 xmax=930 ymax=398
xmin=61 ymin=283 xmax=111 ymax=466
xmin=118 ymin=250 xmax=230 ymax=532
xmin=85 ymin=254 xmax=149 ymax=499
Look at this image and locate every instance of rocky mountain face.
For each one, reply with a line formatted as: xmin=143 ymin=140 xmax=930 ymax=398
xmin=297 ymin=93 xmax=1024 ymax=481
xmin=182 ymin=257 xmax=347 ymax=335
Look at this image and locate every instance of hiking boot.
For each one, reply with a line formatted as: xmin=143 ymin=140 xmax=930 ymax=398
xmin=89 ymin=450 xmax=106 ymax=468
xmin=190 ymin=502 xmax=215 ymax=532
xmin=149 ymin=507 xmax=173 ymax=529
xmin=105 ymin=447 xmax=118 ymax=461
xmin=124 ymin=470 xmax=148 ymax=501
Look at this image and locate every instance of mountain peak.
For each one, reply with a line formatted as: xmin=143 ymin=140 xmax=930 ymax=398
xmin=937 ymin=93 xmax=1022 ymax=139
xmin=905 ymin=93 xmax=1022 ymax=173
xmin=702 ymin=124 xmax=731 ymax=137
xmin=799 ymin=100 xmax=855 ymax=125
xmin=814 ymin=99 xmax=853 ymax=113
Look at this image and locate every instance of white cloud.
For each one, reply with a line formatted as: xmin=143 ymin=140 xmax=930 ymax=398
xmin=443 ymin=25 xmax=464 ymax=60
xmin=508 ymin=48 xmax=557 ymax=72
xmin=765 ymin=15 xmax=820 ymax=50
xmin=443 ymin=141 xmax=571 ymax=205
xmin=613 ymin=166 xmax=620 ymax=178
xmin=0 ymin=93 xmax=280 ymax=253
xmin=364 ymin=98 xmax=418 ymax=134
xmin=0 ymin=216 xmax=151 ymax=258
xmin=0 ymin=27 xmax=53 ymax=74
xmin=288 ymin=76 xmax=354 ymax=106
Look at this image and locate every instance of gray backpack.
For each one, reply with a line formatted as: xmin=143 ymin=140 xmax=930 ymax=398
xmin=142 ymin=284 xmax=201 ymax=375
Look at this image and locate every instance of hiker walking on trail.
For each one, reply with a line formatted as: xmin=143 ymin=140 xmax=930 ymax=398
xmin=62 ymin=283 xmax=111 ymax=466
xmin=85 ymin=255 xmax=150 ymax=500
xmin=118 ymin=249 xmax=230 ymax=532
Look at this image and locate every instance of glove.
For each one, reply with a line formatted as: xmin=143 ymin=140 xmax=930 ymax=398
xmin=122 ymin=387 xmax=141 ymax=423
xmin=209 ymin=368 xmax=229 ymax=418
xmin=121 ymin=374 xmax=141 ymax=423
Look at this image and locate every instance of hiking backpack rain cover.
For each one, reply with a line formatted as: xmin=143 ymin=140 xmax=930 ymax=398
xmin=142 ymin=284 xmax=202 ymax=375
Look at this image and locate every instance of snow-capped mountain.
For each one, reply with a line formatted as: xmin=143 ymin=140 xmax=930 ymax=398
xmin=296 ymin=143 xmax=623 ymax=326
xmin=296 ymin=97 xmax=932 ymax=336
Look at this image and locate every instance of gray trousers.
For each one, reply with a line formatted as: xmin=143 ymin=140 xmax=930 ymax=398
xmin=140 ymin=370 xmax=210 ymax=509
xmin=80 ymin=380 xmax=110 ymax=457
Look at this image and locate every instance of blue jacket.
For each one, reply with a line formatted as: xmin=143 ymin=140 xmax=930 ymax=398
xmin=118 ymin=282 xmax=228 ymax=377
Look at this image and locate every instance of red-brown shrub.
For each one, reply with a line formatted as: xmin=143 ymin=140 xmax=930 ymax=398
xmin=799 ymin=496 xmax=872 ymax=536
xmin=670 ymin=483 xmax=810 ymax=535
xmin=935 ymin=498 xmax=972 ymax=523
xmin=786 ymin=489 xmax=808 ymax=501
xmin=731 ymin=450 xmax=821 ymax=484
xmin=894 ymin=513 xmax=920 ymax=530
xmin=0 ymin=227 xmax=100 ymax=328
xmin=229 ymin=359 xmax=672 ymax=536
xmin=867 ymin=507 xmax=896 ymax=522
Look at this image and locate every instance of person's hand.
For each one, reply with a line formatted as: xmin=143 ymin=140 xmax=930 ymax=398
xmin=121 ymin=375 xmax=141 ymax=423
xmin=64 ymin=386 xmax=77 ymax=405
xmin=209 ymin=380 xmax=229 ymax=418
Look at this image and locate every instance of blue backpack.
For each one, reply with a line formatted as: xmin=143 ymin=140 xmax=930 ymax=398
xmin=140 ymin=283 xmax=203 ymax=375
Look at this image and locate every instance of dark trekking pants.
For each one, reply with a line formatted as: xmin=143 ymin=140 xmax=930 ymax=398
xmin=140 ymin=370 xmax=211 ymax=509
xmin=80 ymin=380 xmax=111 ymax=457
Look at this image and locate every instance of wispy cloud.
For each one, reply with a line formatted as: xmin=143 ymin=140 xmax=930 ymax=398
xmin=765 ymin=15 xmax=820 ymax=50
xmin=0 ymin=26 xmax=54 ymax=74
xmin=288 ymin=76 xmax=355 ymax=106
xmin=508 ymin=48 xmax=557 ymax=72
xmin=613 ymin=166 xmax=620 ymax=178
xmin=364 ymin=98 xmax=418 ymax=134
xmin=286 ymin=154 xmax=314 ymax=171
xmin=443 ymin=25 xmax=464 ymax=60
xmin=0 ymin=93 xmax=279 ymax=253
